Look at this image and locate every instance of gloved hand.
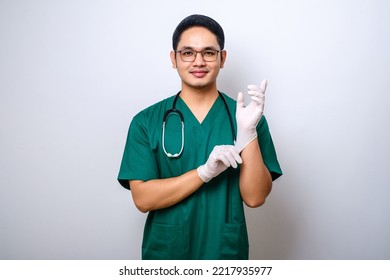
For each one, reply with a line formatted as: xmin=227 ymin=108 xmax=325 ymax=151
xmin=197 ymin=145 xmax=242 ymax=183
xmin=235 ymin=80 xmax=267 ymax=152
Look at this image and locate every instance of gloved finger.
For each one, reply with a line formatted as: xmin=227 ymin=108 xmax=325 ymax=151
xmin=248 ymin=85 xmax=262 ymax=92
xmin=248 ymin=90 xmax=265 ymax=99
xmin=222 ymin=151 xmax=239 ymax=168
xmin=248 ymin=89 xmax=265 ymax=97
xmin=248 ymin=90 xmax=265 ymax=98
xmin=215 ymin=151 xmax=234 ymax=167
xmin=250 ymin=95 xmax=265 ymax=105
xmin=223 ymin=146 xmax=242 ymax=168
xmin=248 ymin=79 xmax=268 ymax=93
xmin=260 ymin=79 xmax=268 ymax=91
xmin=230 ymin=147 xmax=243 ymax=165
xmin=236 ymin=92 xmax=245 ymax=108
xmin=214 ymin=146 xmax=238 ymax=168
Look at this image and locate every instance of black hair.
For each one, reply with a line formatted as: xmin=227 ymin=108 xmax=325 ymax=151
xmin=172 ymin=14 xmax=225 ymax=50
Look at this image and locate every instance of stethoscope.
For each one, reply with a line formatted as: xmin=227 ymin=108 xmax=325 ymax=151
xmin=162 ymin=91 xmax=236 ymax=158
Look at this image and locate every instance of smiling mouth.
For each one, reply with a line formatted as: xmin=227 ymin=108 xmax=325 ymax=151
xmin=190 ymin=70 xmax=208 ymax=78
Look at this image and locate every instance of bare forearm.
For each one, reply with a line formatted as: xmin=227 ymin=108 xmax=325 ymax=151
xmin=130 ymin=169 xmax=204 ymax=213
xmin=239 ymin=139 xmax=272 ymax=207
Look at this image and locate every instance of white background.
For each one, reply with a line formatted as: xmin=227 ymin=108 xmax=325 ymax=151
xmin=1 ymin=0 xmax=389 ymax=259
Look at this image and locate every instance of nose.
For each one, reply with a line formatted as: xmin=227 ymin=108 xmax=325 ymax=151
xmin=193 ymin=52 xmax=206 ymax=66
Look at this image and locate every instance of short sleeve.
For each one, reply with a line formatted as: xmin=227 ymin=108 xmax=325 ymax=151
xmin=257 ymin=116 xmax=283 ymax=181
xmin=117 ymin=113 xmax=160 ymax=189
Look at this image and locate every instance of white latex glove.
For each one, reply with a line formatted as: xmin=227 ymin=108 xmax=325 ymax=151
xmin=235 ymin=79 xmax=267 ymax=152
xmin=197 ymin=145 xmax=242 ymax=183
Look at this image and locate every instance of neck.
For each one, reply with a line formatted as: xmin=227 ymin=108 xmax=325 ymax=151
xmin=179 ymin=84 xmax=219 ymax=123
xmin=180 ymin=83 xmax=219 ymax=106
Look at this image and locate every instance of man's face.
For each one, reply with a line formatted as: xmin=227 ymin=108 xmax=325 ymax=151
xmin=170 ymin=26 xmax=226 ymax=91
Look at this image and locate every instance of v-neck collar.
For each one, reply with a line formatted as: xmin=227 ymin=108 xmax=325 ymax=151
xmin=176 ymin=94 xmax=224 ymax=127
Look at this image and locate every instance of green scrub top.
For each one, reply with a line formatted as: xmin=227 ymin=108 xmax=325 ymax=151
xmin=118 ymin=92 xmax=282 ymax=260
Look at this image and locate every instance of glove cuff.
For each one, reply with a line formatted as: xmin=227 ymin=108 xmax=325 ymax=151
xmin=235 ymin=131 xmax=257 ymax=152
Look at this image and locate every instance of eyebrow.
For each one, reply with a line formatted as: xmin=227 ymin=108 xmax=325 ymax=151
xmin=179 ymin=46 xmax=219 ymax=50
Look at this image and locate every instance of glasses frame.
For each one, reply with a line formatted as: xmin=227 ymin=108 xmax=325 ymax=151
xmin=174 ymin=49 xmax=222 ymax=62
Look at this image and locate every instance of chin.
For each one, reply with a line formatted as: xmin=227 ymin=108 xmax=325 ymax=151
xmin=187 ymin=80 xmax=215 ymax=89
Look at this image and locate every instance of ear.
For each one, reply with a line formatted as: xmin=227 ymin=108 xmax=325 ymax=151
xmin=220 ymin=50 xmax=227 ymax=68
xmin=170 ymin=51 xmax=177 ymax=69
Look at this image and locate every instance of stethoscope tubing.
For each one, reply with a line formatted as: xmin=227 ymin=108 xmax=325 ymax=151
xmin=162 ymin=91 xmax=235 ymax=158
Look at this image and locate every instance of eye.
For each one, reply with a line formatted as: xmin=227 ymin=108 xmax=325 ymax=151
xmin=182 ymin=50 xmax=194 ymax=57
xmin=203 ymin=50 xmax=217 ymax=57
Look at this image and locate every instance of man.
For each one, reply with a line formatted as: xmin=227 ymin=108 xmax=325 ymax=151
xmin=118 ymin=14 xmax=282 ymax=260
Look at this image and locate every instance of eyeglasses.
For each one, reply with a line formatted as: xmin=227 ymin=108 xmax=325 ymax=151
xmin=175 ymin=49 xmax=221 ymax=62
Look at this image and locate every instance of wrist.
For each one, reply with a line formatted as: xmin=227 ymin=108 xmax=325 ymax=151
xmin=197 ymin=165 xmax=211 ymax=183
xmin=235 ymin=130 xmax=257 ymax=152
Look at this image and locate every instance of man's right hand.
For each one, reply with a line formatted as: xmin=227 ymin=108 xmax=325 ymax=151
xmin=197 ymin=145 xmax=242 ymax=183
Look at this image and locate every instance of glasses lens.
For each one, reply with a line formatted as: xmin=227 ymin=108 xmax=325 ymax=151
xmin=178 ymin=50 xmax=219 ymax=62
xmin=180 ymin=50 xmax=195 ymax=62
xmin=202 ymin=50 xmax=218 ymax=62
